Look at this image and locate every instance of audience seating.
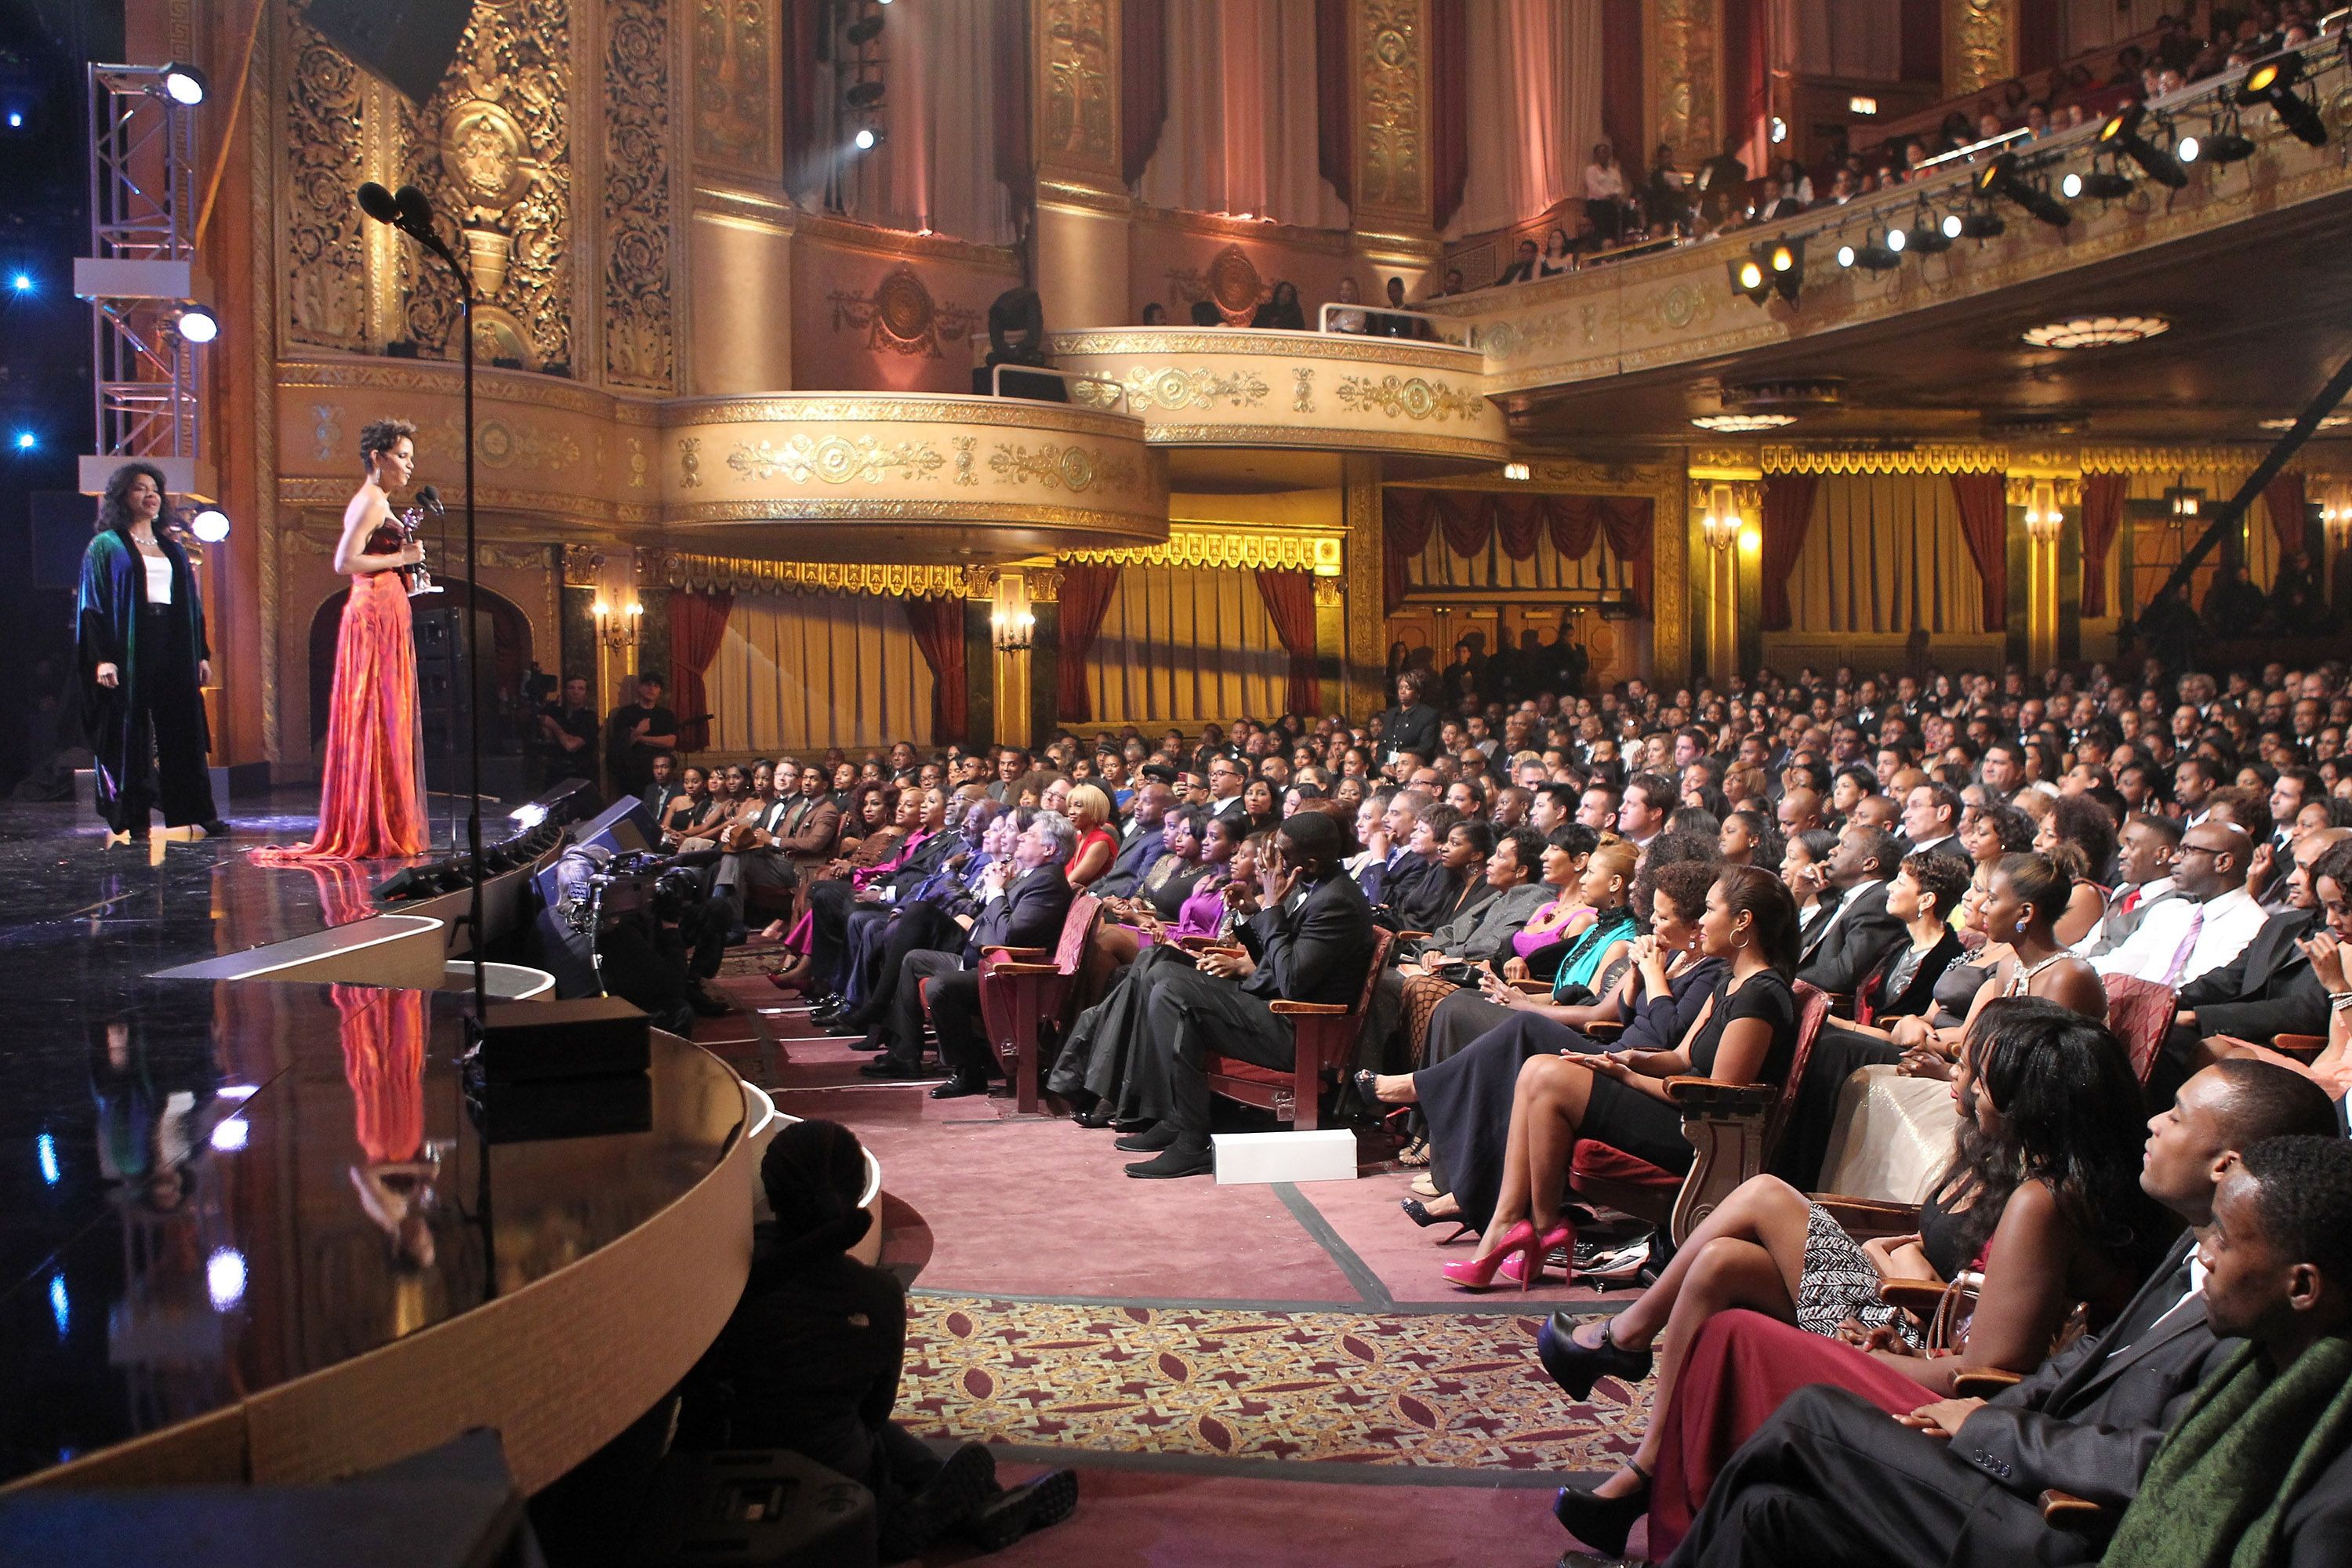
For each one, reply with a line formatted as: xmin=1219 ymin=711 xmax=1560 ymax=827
xmin=977 ymin=893 xmax=1102 ymax=1115
xmin=1567 ymin=980 xmax=1831 ymax=1246
xmin=1203 ymin=928 xmax=1395 ymax=1131
xmin=2100 ymin=975 xmax=2177 ymax=1084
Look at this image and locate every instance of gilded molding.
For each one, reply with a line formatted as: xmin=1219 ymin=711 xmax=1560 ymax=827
xmin=1355 ymin=0 xmax=1428 ymax=216
xmin=727 ymin=435 xmax=947 ymax=485
xmin=668 ymin=394 xmax=1144 ymax=438
xmin=662 ymin=553 xmax=986 ymax=597
xmin=1071 ymin=367 xmax=1273 ymax=412
xmin=1049 ymin=328 xmax=1483 ymax=373
xmin=607 ymin=0 xmax=677 ymax=390
xmin=278 ymin=354 xmax=666 ymax=423
xmin=1038 ymin=0 xmax=1116 ymax=174
xmin=1751 ymin=442 xmax=2266 ymax=477
xmin=826 ymin=266 xmax=985 ymax=359
xmin=1647 ymin=0 xmax=1722 ymax=169
xmin=1036 ymin=177 xmax=1133 ymax=215
xmin=1944 ymin=0 xmax=2016 ymax=100
xmin=989 ymin=441 xmax=1145 ymax=495
xmin=1759 ymin=443 xmax=2006 ymax=476
xmin=692 ymin=0 xmax=775 ymax=173
xmin=691 ymin=182 xmax=797 ymax=231
xmin=793 ymin=209 xmax=1019 ymax=269
xmin=1336 ymin=374 xmax=1485 ymax=422
xmin=1061 ymin=528 xmax=1344 ymax=574
xmin=281 ymin=15 xmax=371 ymax=350
xmin=1135 ymin=423 xmax=1506 ymax=459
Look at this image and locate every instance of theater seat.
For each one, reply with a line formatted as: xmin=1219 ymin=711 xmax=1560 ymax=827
xmin=2100 ymin=974 xmax=2176 ymax=1085
xmin=1205 ymin=928 xmax=1393 ymax=1130
xmin=977 ymin=893 xmax=1100 ymax=1114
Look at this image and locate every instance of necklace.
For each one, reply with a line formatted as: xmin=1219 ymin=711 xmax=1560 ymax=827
xmin=2007 ymin=949 xmax=2070 ymax=994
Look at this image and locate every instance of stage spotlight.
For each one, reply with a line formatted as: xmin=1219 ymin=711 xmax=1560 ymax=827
xmin=162 ymin=64 xmax=207 ymax=106
xmin=1907 ymin=212 xmax=1952 ymax=254
xmin=1940 ymin=212 xmax=1965 ymax=240
xmin=1853 ymin=234 xmax=1900 ymax=272
xmin=845 ymin=79 xmax=885 ymax=110
xmin=12 ymin=431 xmax=33 ymax=451
xmin=853 ymin=126 xmax=877 ymax=151
xmin=2081 ymin=166 xmax=2136 ymax=200
xmin=1885 ymin=226 xmax=1907 ymax=254
xmin=176 ymin=305 xmax=219 ymax=343
xmin=5 ymin=112 xmax=20 ymax=129
xmin=846 ymin=13 xmax=884 ymax=43
xmin=2239 ymin=53 xmax=2328 ymax=145
xmin=191 ymin=508 xmax=230 ymax=543
xmin=1958 ymin=206 xmax=2006 ymax=239
xmin=2201 ymin=125 xmax=2257 ymax=163
xmin=1764 ymin=238 xmax=1802 ymax=302
xmin=1976 ymin=152 xmax=2071 ymax=226
xmin=9 ymin=272 xmax=27 ymax=292
xmin=1729 ymin=251 xmax=1769 ymax=304
xmin=2100 ymin=104 xmax=2189 ymax=187
xmin=1836 ymin=242 xmax=1857 ymax=268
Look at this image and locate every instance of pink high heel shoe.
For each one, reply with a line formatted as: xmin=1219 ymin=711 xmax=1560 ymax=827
xmin=1441 ymin=1220 xmax=1540 ymax=1292
xmin=1500 ymin=1221 xmax=1577 ymax=1288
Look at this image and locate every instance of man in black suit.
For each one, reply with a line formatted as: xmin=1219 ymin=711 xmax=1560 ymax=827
xmin=640 ymin=750 xmax=684 ymax=824
xmin=1120 ymin=811 xmax=1376 ymax=1179
xmin=1896 ymin=782 xmax=1966 ymax=862
xmin=1091 ymin=782 xmax=1173 ymax=900
xmin=880 ymin=811 xmax=1078 ymax=1096
xmin=2172 ymin=829 xmax=2347 ymax=1064
xmin=1795 ymin=823 xmax=1905 ymax=994
xmin=1658 ymin=1058 xmax=2343 ymax=1568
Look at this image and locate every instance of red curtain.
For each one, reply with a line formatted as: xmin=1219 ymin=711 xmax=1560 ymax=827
xmin=2078 ymin=473 xmax=2131 ymax=618
xmin=668 ymin=590 xmax=733 ymax=752
xmin=1429 ymin=0 xmax=1468 ymax=227
xmin=1599 ymin=1 xmax=1645 ymax=185
xmin=1254 ymin=568 xmax=1321 ymax=717
xmin=1385 ymin=490 xmax=1654 ymax=615
xmin=1314 ymin=0 xmax=1353 ymax=209
xmin=1436 ymin=491 xmax=1490 ymax=557
xmin=2265 ymin=471 xmax=2310 ymax=557
xmin=2017 ymin=1 xmax=2062 ymax=75
xmin=1722 ymin=0 xmax=1769 ymax=169
xmin=781 ymin=0 xmax=829 ymax=190
xmin=1493 ymin=495 xmax=1544 ymax=561
xmin=1054 ymin=562 xmax=1121 ymax=723
xmin=1947 ymin=473 xmax=2011 ymax=633
xmin=1383 ymin=489 xmax=1436 ymax=614
xmin=1758 ymin=475 xmax=1820 ymax=632
xmin=1589 ymin=495 xmax=1655 ymax=615
xmin=1120 ymin=0 xmax=1167 ymax=187
xmin=1899 ymin=0 xmax=1943 ymax=82
xmin=902 ymin=594 xmax=967 ymax=742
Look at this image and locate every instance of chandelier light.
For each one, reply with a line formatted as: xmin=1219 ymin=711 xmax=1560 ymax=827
xmin=1690 ymin=413 xmax=1797 ymax=433
xmin=2020 ymin=315 xmax=2171 ymax=350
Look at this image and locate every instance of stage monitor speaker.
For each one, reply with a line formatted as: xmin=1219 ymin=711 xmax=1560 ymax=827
xmin=632 ymin=1450 xmax=877 ymax=1568
xmin=303 ymin=0 xmax=472 ymax=106
xmin=573 ymin=792 xmax=659 ymax=855
xmin=466 ymin=996 xmax=649 ymax=1083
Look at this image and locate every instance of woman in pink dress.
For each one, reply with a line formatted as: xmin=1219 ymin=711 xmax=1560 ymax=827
xmin=257 ymin=419 xmax=429 ymax=862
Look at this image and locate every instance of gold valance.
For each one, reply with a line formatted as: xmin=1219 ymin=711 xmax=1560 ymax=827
xmin=1062 ymin=527 xmax=1343 ymax=575
xmin=1755 ymin=442 xmax=2267 ymax=477
xmin=661 ymin=553 xmax=993 ymax=599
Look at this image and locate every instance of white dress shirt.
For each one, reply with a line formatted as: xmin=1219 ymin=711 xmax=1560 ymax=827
xmin=2092 ymin=886 xmax=2264 ymax=989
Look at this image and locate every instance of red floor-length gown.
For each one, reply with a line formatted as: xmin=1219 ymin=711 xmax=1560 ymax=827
xmin=256 ymin=569 xmax=427 ymax=861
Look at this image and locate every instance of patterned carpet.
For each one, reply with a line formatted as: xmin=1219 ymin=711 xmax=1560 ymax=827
xmin=898 ymin=1294 xmax=1650 ymax=1473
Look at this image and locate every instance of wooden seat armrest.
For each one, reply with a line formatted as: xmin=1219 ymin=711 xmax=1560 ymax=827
xmin=1582 ymin=1021 xmax=1624 ymax=1041
xmin=1809 ymin=1196 xmax=1922 ymax=1236
xmin=2274 ymin=1033 xmax=2328 ymax=1062
xmin=1822 ymin=991 xmax=1857 ymax=1018
xmin=1664 ymin=1076 xmax=1775 ymax=1115
xmin=1396 ymin=930 xmax=1431 ymax=942
xmin=984 ymin=960 xmax=1061 ymax=977
xmin=981 ymin=946 xmax=1047 ymax=962
xmin=1509 ymin=978 xmax=1552 ymax=994
xmin=2038 ymin=1490 xmax=2108 ymax=1528
xmin=1268 ymin=1000 xmax=1348 ymax=1016
xmin=1953 ymin=1368 xmax=2024 ymax=1399
xmin=1876 ymin=1278 xmax=1951 ymax=1315
xmin=1177 ymin=937 xmax=1244 ymax=954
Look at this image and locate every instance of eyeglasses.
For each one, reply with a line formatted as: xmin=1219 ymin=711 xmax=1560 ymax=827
xmin=2174 ymin=844 xmax=2224 ymax=858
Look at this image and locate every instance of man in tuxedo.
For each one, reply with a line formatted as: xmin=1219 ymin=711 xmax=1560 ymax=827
xmin=874 ymin=811 xmax=1077 ymax=1094
xmin=1897 ymin=782 xmax=1965 ymax=861
xmin=1120 ymin=811 xmax=1376 ymax=1179
xmin=1091 ymin=782 xmax=1173 ymax=900
xmin=1205 ymin=757 xmax=1251 ymax=829
xmin=2080 ymin=811 xmax=2184 ymax=958
xmin=639 ymin=750 xmax=684 ymax=825
xmin=1795 ymin=824 xmax=1904 ymax=993
xmin=1659 ymin=1058 xmax=2342 ymax=1568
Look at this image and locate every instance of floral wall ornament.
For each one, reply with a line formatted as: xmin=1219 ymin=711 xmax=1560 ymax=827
xmin=607 ymin=0 xmax=677 ymax=390
xmin=1336 ymin=374 xmax=1485 ymax=422
xmin=727 ymin=434 xmax=948 ymax=485
xmin=827 ymin=267 xmax=985 ymax=359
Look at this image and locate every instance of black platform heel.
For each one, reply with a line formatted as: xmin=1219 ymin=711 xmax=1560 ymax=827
xmin=1552 ymin=1461 xmax=1651 ymax=1559
xmin=1399 ymin=1196 xmax=1473 ymax=1243
xmin=1536 ymin=1312 xmax=1654 ymax=1401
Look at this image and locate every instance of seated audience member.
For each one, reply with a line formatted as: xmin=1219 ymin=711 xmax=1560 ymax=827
xmin=1089 ymin=781 xmax=1172 ymax=899
xmin=2206 ymin=836 xmax=2352 ymax=1102
xmin=684 ymin=1120 xmax=1078 ymax=1557
xmin=2175 ymin=831 xmax=2347 ymax=1064
xmin=1115 ymin=811 xmax=1377 ymax=1178
xmin=1396 ymin=824 xmax=1553 ymax=968
xmin=1548 ymin=998 xmax=2175 ymax=1558
xmin=862 ymin=811 xmax=1076 ymax=1089
xmin=1087 ymin=805 xmax=1218 ymax=977
xmin=2077 ymin=809 xmax=2184 ymax=957
xmin=825 ymin=802 xmax=1006 ymax=1036
xmin=1795 ymin=823 xmax=1907 ymax=993
xmin=1639 ymin=1060 xmax=2343 ymax=1566
xmin=2093 ymin=816 xmax=2267 ymax=988
xmin=1062 ymin=783 xmax=1120 ymax=887
xmin=2032 ymin=793 xmax=2118 ymax=946
xmin=1440 ymin=867 xmax=1802 ymax=1291
xmin=1496 ymin=238 xmax=1541 ymax=285
xmin=1716 ymin=808 xmax=1780 ymax=871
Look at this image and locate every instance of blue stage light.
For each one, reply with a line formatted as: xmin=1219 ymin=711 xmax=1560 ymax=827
xmin=13 ymin=432 xmax=35 ymax=451
xmin=36 ymin=1132 xmax=58 ymax=1185
xmin=9 ymin=273 xmax=29 ymax=292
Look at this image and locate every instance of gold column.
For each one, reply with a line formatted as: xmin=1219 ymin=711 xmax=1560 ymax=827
xmin=1033 ymin=0 xmax=1131 ymax=329
xmin=1688 ymin=474 xmax=1759 ymax=688
xmin=1349 ymin=0 xmax=1441 ymax=278
xmin=1646 ymin=0 xmax=1725 ymax=172
xmin=1944 ymin=0 xmax=2016 ymax=99
xmin=1341 ymin=453 xmax=1388 ymax=715
xmin=2007 ymin=467 xmax=2080 ymax=674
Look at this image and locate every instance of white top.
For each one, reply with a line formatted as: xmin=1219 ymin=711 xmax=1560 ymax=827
xmin=1584 ymin=163 xmax=1625 ymax=201
xmin=2092 ymin=885 xmax=2265 ymax=989
xmin=142 ymin=553 xmax=173 ymax=605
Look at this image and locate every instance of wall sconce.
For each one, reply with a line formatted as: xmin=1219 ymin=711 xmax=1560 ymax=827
xmin=2164 ymin=482 xmax=2204 ymax=525
xmin=990 ymin=573 xmax=1036 ymax=652
xmin=2021 ymin=480 xmax=2063 ymax=543
xmin=2321 ymin=481 xmax=2352 ymax=548
xmin=1700 ymin=482 xmax=1742 ymax=551
xmin=593 ymin=597 xmax=643 ymax=650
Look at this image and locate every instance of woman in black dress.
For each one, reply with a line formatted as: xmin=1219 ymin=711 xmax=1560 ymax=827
xmin=1441 ymin=866 xmax=1804 ymax=1291
xmin=684 ymin=1120 xmax=1076 ymax=1557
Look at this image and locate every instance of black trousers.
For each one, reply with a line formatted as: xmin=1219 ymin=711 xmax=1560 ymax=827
xmin=879 ymin=947 xmax=965 ymax=1068
xmin=1142 ymin=964 xmax=1294 ymax=1148
xmin=805 ymin=878 xmax=863 ymax=990
xmin=929 ymin=968 xmax=992 ymax=1084
xmin=848 ymin=903 xmax=965 ymax=1026
xmin=102 ymin=607 xmax=216 ymax=833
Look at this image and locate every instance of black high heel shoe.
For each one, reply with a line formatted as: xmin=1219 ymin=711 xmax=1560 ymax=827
xmin=1552 ymin=1463 xmax=1651 ymax=1559
xmin=1350 ymin=1069 xmax=1397 ymax=1120
xmin=1536 ymin=1312 xmax=1653 ymax=1401
xmin=1399 ymin=1196 xmax=1473 ymax=1244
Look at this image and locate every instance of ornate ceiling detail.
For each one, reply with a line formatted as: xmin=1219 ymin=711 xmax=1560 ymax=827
xmin=1062 ymin=527 xmax=1342 ymax=575
xmin=661 ymin=553 xmax=991 ymax=599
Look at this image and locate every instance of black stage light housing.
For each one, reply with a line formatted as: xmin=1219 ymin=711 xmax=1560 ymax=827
xmin=1958 ymin=205 xmax=2006 ymax=239
xmin=1728 ymin=249 xmax=1769 ymax=304
xmin=1907 ymin=209 xmax=1953 ymax=254
xmin=2238 ymin=53 xmax=2328 ymax=145
xmin=2100 ymin=104 xmax=2189 ymax=188
xmin=1762 ymin=237 xmax=1803 ymax=302
xmin=1976 ymin=152 xmax=2071 ymax=227
xmin=845 ymin=79 xmax=885 ymax=110
xmin=2081 ymin=166 xmax=2136 ymax=201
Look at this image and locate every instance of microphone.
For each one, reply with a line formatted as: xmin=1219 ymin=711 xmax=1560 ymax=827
xmin=357 ymin=182 xmax=401 ymax=223
xmin=393 ymin=183 xmax=436 ymax=232
xmin=414 ymin=484 xmax=445 ymax=514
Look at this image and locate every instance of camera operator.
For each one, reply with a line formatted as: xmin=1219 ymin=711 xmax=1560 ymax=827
xmin=538 ymin=846 xmax=731 ymax=1029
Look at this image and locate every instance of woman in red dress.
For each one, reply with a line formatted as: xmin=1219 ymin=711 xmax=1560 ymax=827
xmin=257 ymin=419 xmax=429 ymax=862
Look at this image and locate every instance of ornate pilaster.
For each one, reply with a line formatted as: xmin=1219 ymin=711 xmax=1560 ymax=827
xmin=1944 ymin=0 xmax=2016 ymax=99
xmin=1646 ymin=0 xmax=1723 ymax=173
xmin=1342 ymin=454 xmax=1388 ymax=715
xmin=1686 ymin=460 xmax=1760 ymax=689
xmin=1033 ymin=0 xmax=1130 ymax=328
xmin=1349 ymin=0 xmax=1436 ymax=261
xmin=2006 ymin=464 xmax=2082 ymax=674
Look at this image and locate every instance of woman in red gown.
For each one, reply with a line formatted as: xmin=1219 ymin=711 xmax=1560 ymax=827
xmin=256 ymin=419 xmax=429 ymax=862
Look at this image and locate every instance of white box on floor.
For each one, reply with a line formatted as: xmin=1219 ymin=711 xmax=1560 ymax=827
xmin=1212 ymin=1129 xmax=1356 ymax=1185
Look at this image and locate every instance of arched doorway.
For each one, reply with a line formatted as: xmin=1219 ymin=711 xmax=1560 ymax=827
xmin=308 ymin=579 xmax=534 ymax=749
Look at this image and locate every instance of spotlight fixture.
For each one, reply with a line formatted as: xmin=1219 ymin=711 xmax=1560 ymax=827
xmin=2177 ymin=134 xmax=2201 ymax=162
xmin=176 ymin=304 xmax=219 ymax=343
xmin=1885 ymin=226 xmax=1907 ymax=254
xmin=1729 ymin=251 xmax=1769 ymax=304
xmin=1690 ymin=414 xmax=1797 ymax=433
xmin=845 ymin=79 xmax=885 ymax=110
xmin=12 ymin=431 xmax=34 ymax=451
xmin=1976 ymin=152 xmax=2071 ymax=226
xmin=1907 ymin=209 xmax=1953 ymax=254
xmin=5 ymin=111 xmax=20 ymax=129
xmin=2020 ymin=314 xmax=2172 ymax=350
xmin=9 ymin=271 xmax=27 ymax=292
xmin=2079 ymin=165 xmax=2136 ymax=201
xmin=2100 ymin=104 xmax=2190 ymax=188
xmin=2238 ymin=52 xmax=2328 ymax=145
xmin=1940 ymin=212 xmax=1965 ymax=240
xmin=1836 ymin=242 xmax=1857 ymax=268
xmin=191 ymin=508 xmax=230 ymax=543
xmin=2200 ymin=116 xmax=2258 ymax=163
xmin=1850 ymin=233 xmax=1901 ymax=271
xmin=1958 ymin=206 xmax=2006 ymax=239
xmin=2060 ymin=170 xmax=2085 ymax=199
xmin=845 ymin=13 xmax=884 ymax=44
xmin=161 ymin=64 xmax=207 ymax=106
xmin=1501 ymin=462 xmax=1530 ymax=481
xmin=853 ymin=126 xmax=878 ymax=151
xmin=1729 ymin=238 xmax=1802 ymax=305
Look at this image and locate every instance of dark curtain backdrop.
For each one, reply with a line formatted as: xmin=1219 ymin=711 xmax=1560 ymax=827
xmin=992 ymin=0 xmax=1034 ymax=218
xmin=902 ymin=595 xmax=968 ymax=742
xmin=1599 ymin=2 xmax=1645 ymax=185
xmin=1314 ymin=0 xmax=1354 ymax=209
xmin=2265 ymin=471 xmax=2310 ymax=558
xmin=2018 ymin=2 xmax=2063 ymax=75
xmin=1382 ymin=490 xmax=1656 ymax=615
xmin=1120 ymin=0 xmax=1167 ymax=186
xmin=1722 ymin=0 xmax=1769 ymax=165
xmin=1054 ymin=563 xmax=1122 ymax=722
xmin=2078 ymin=473 xmax=2131 ymax=619
xmin=1430 ymin=0 xmax=1468 ymax=227
xmin=1946 ymin=473 xmax=2011 ymax=633
xmin=781 ymin=0 xmax=830 ymax=191
xmin=1899 ymin=0 xmax=1943 ymax=82
xmin=1758 ymin=474 xmax=1820 ymax=632
xmin=668 ymin=590 xmax=734 ymax=753
xmin=1253 ymin=568 xmax=1322 ymax=717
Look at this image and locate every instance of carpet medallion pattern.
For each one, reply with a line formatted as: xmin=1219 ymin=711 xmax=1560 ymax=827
xmin=898 ymin=1294 xmax=1650 ymax=1472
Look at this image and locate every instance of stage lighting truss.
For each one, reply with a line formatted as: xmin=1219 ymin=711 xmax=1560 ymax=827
xmin=1975 ymin=151 xmax=2071 ymax=227
xmin=1726 ymin=237 xmax=1803 ymax=306
xmin=2100 ymin=103 xmax=2190 ymax=188
xmin=2238 ymin=51 xmax=2329 ymax=146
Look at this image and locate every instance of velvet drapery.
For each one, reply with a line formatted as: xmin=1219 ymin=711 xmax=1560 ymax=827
xmin=1383 ymin=489 xmax=1654 ymax=615
xmin=828 ymin=0 xmax=1024 ymax=244
xmin=1946 ymin=473 xmax=2010 ymax=633
xmin=1055 ymin=562 xmax=1123 ymax=724
xmin=668 ymin=589 xmax=733 ymax=753
xmin=2078 ymin=472 xmax=2131 ymax=619
xmin=1429 ymin=1 xmax=1469 ymax=227
xmin=707 ymin=590 xmax=935 ymax=752
xmin=1253 ymin=568 xmax=1321 ymax=717
xmin=1759 ymin=474 xmax=1821 ymax=632
xmin=1086 ymin=564 xmax=1291 ymax=725
xmin=1134 ymin=0 xmax=1347 ymax=227
xmin=1452 ymin=0 xmax=1602 ymax=237
xmin=902 ymin=595 xmax=967 ymax=743
xmin=2265 ymin=471 xmax=2310 ymax=558
xmin=1120 ymin=0 xmax=1168 ymax=186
